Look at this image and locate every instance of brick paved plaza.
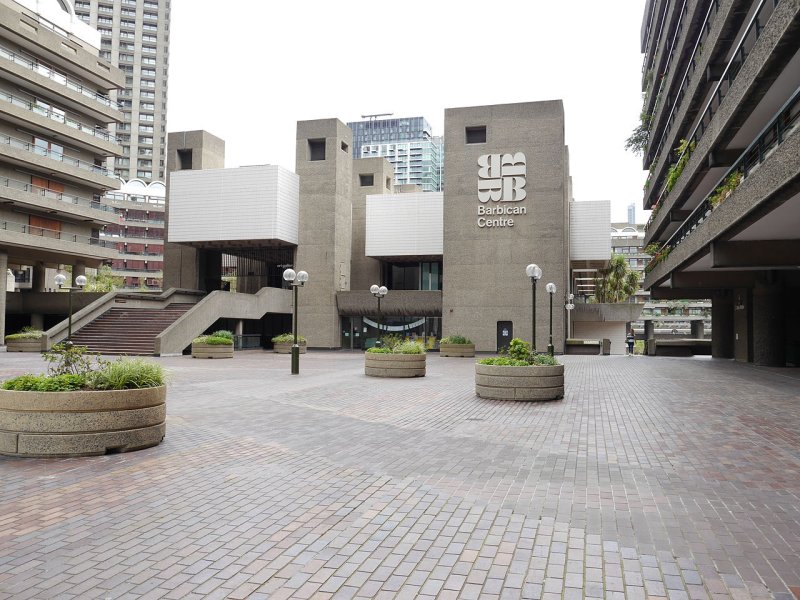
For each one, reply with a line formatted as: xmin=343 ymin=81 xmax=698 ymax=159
xmin=1 ymin=352 xmax=799 ymax=600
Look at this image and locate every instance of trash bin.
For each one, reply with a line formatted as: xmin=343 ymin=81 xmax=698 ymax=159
xmin=602 ymin=338 xmax=611 ymax=355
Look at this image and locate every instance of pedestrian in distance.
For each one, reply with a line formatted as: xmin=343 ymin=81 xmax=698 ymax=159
xmin=626 ymin=331 xmax=635 ymax=356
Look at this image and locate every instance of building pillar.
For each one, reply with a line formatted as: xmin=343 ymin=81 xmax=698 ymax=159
xmin=30 ymin=314 xmax=44 ymax=330
xmin=235 ymin=320 xmax=243 ymax=335
xmin=712 ymin=293 xmax=734 ymax=359
xmin=32 ymin=261 xmax=46 ymax=292
xmin=690 ymin=320 xmax=704 ymax=339
xmin=0 ymin=252 xmax=7 ymax=349
xmin=733 ymin=288 xmax=751 ymax=362
xmin=643 ymin=320 xmax=654 ymax=355
xmin=73 ymin=261 xmax=86 ymax=281
xmin=752 ymin=280 xmax=785 ymax=367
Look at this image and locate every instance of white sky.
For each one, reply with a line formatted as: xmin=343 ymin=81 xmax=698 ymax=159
xmin=167 ymin=0 xmax=650 ymax=223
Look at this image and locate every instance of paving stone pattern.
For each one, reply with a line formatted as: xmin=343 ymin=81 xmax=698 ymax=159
xmin=1 ymin=352 xmax=799 ymax=599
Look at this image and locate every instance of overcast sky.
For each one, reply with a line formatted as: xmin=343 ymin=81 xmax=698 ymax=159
xmin=167 ymin=0 xmax=650 ymax=223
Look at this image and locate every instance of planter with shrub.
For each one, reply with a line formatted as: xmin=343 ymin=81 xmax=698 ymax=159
xmin=475 ymin=338 xmax=564 ymax=401
xmin=4 ymin=328 xmax=44 ymax=353
xmin=365 ymin=340 xmax=426 ymax=378
xmin=0 ymin=343 xmax=167 ymax=457
xmin=439 ymin=335 xmax=475 ymax=357
xmin=272 ymin=333 xmax=307 ymax=354
xmin=191 ymin=330 xmax=234 ymax=359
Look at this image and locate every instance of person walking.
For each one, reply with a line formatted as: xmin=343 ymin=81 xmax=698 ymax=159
xmin=626 ymin=331 xmax=635 ymax=356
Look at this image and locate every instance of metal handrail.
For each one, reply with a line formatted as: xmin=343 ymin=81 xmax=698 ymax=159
xmin=0 ymin=176 xmax=116 ymax=213
xmin=0 ymin=42 xmax=121 ymax=110
xmin=0 ymin=132 xmax=115 ymax=178
xmin=0 ymin=218 xmax=116 ymax=248
xmin=0 ymin=90 xmax=119 ymax=143
xmin=647 ymin=0 xmax=779 ymax=219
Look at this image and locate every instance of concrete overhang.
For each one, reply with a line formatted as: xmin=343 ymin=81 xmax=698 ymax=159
xmin=337 ymin=290 xmax=442 ymax=317
xmin=572 ymin=303 xmax=644 ymax=323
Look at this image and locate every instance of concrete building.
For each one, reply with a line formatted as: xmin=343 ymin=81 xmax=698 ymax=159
xmin=638 ymin=0 xmax=800 ymax=366
xmin=347 ymin=116 xmax=443 ymax=191
xmin=73 ymin=0 xmax=170 ymax=288
xmin=159 ymin=101 xmax=627 ymax=354
xmin=0 ymin=0 xmax=124 ymax=345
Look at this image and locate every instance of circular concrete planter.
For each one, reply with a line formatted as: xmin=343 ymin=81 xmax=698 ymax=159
xmin=4 ymin=338 xmax=42 ymax=353
xmin=439 ymin=343 xmax=475 ymax=358
xmin=191 ymin=342 xmax=233 ymax=359
xmin=475 ymin=363 xmax=564 ymax=401
xmin=274 ymin=341 xmax=307 ymax=354
xmin=365 ymin=353 xmax=426 ymax=378
xmin=0 ymin=385 xmax=166 ymax=457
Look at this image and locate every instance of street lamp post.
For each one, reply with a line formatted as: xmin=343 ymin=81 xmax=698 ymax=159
xmin=370 ymin=284 xmax=388 ymax=345
xmin=55 ymin=272 xmax=87 ymax=342
xmin=546 ymin=282 xmax=556 ymax=357
xmin=525 ymin=264 xmax=542 ymax=352
xmin=283 ymin=268 xmax=309 ymax=375
xmin=564 ymin=293 xmax=575 ymax=352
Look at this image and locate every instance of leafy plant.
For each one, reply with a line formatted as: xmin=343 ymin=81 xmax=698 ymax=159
xmin=441 ymin=335 xmax=473 ymax=345
xmin=211 ymin=330 xmax=233 ymax=340
xmin=4 ymin=329 xmax=44 ymax=341
xmin=625 ymin=109 xmax=653 ymax=156
xmin=378 ymin=334 xmax=403 ymax=350
xmin=43 ymin=343 xmax=102 ymax=377
xmin=592 ymin=255 xmax=640 ymax=303
xmin=644 ymin=246 xmax=673 ymax=274
xmin=508 ymin=338 xmax=532 ymax=361
xmin=478 ymin=357 xmax=530 ymax=366
xmin=87 ymin=358 xmax=165 ymax=390
xmin=665 ymin=139 xmax=695 ymax=193
xmin=643 ymin=243 xmax=661 ymax=256
xmin=709 ymin=170 xmax=743 ymax=208
xmin=2 ymin=374 xmax=85 ymax=391
xmin=395 ymin=341 xmax=424 ymax=354
xmin=193 ymin=335 xmax=233 ymax=346
xmin=366 ymin=346 xmax=392 ymax=354
xmin=83 ymin=265 xmax=123 ymax=292
xmin=271 ymin=333 xmax=306 ymax=343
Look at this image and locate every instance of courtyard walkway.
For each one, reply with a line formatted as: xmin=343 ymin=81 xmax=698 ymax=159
xmin=1 ymin=352 xmax=799 ymax=600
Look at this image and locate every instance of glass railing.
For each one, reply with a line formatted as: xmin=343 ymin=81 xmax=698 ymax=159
xmin=0 ymin=132 xmax=116 ymax=178
xmin=0 ymin=218 xmax=116 ymax=248
xmin=652 ymin=85 xmax=799 ymax=265
xmin=0 ymin=90 xmax=120 ymax=144
xmin=0 ymin=176 xmax=116 ymax=213
xmin=0 ymin=43 xmax=121 ymax=110
xmin=647 ymin=0 xmax=780 ymax=218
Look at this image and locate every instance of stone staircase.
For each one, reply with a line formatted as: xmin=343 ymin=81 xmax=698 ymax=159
xmin=68 ymin=303 xmax=196 ymax=355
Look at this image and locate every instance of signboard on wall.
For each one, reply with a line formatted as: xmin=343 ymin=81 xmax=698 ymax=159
xmin=477 ymin=153 xmax=527 ymax=228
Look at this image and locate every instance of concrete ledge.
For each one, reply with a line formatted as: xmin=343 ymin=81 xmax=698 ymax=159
xmin=653 ymin=339 xmax=712 ymax=357
xmin=439 ymin=343 xmax=475 ymax=358
xmin=565 ymin=340 xmax=601 ymax=355
xmin=475 ymin=363 xmax=564 ymax=401
xmin=4 ymin=339 xmax=42 ymax=353
xmin=274 ymin=342 xmax=307 ymax=354
xmin=0 ymin=386 xmax=166 ymax=457
xmin=191 ymin=343 xmax=233 ymax=359
xmin=365 ymin=353 xmax=426 ymax=378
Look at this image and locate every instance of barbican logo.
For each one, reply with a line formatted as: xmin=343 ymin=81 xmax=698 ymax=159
xmin=477 ymin=153 xmax=527 ymax=228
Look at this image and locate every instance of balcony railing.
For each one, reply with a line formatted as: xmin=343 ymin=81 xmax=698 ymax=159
xmin=0 ymin=218 xmax=116 ymax=248
xmin=652 ymin=85 xmax=800 ymax=264
xmin=0 ymin=43 xmax=121 ymax=110
xmin=647 ymin=0 xmax=780 ymax=214
xmin=101 ymin=232 xmax=163 ymax=240
xmin=118 ymin=217 xmax=165 ymax=225
xmin=0 ymin=132 xmax=115 ymax=179
xmin=0 ymin=176 xmax=116 ymax=214
xmin=0 ymin=90 xmax=120 ymax=144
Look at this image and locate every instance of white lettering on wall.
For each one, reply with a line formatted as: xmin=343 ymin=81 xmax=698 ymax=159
xmin=477 ymin=152 xmax=527 ymax=227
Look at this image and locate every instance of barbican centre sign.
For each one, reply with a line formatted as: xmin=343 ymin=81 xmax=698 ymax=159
xmin=477 ymin=152 xmax=527 ymax=228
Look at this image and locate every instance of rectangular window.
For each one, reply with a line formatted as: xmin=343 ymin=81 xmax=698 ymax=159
xmin=177 ymin=149 xmax=192 ymax=170
xmin=359 ymin=174 xmax=374 ymax=187
xmin=308 ymin=139 xmax=325 ymax=161
xmin=466 ymin=126 xmax=487 ymax=144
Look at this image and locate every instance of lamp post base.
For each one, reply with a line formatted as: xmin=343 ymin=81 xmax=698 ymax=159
xmin=291 ymin=345 xmax=300 ymax=374
xmin=547 ymin=343 xmax=554 ymax=357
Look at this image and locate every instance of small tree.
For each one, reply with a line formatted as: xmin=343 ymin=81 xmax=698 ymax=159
xmin=83 ymin=265 xmax=122 ymax=292
xmin=592 ymin=255 xmax=640 ymax=303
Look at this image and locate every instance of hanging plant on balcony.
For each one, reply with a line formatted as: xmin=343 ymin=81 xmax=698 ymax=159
xmin=644 ymin=246 xmax=672 ymax=274
xmin=709 ymin=170 xmax=743 ymax=208
xmin=665 ymin=139 xmax=695 ymax=193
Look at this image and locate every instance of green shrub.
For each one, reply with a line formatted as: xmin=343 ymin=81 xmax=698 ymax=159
xmin=193 ymin=335 xmax=233 ymax=346
xmin=210 ymin=330 xmax=233 ymax=340
xmin=4 ymin=329 xmax=44 ymax=341
xmin=2 ymin=374 xmax=85 ymax=391
xmin=366 ymin=347 xmax=392 ymax=354
xmin=395 ymin=341 xmax=424 ymax=354
xmin=87 ymin=358 xmax=165 ymax=390
xmin=440 ymin=335 xmax=472 ymax=345
xmin=507 ymin=338 xmax=532 ymax=361
xmin=478 ymin=357 xmax=530 ymax=366
xmin=271 ymin=333 xmax=306 ymax=343
xmin=378 ymin=334 xmax=403 ymax=350
xmin=44 ymin=342 xmax=98 ymax=377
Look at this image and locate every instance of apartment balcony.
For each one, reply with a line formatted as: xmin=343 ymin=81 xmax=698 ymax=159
xmin=644 ymin=0 xmax=800 ymax=244
xmin=0 ymin=132 xmax=119 ymax=190
xmin=0 ymin=176 xmax=119 ymax=225
xmin=0 ymin=42 xmax=123 ymax=122
xmin=0 ymin=218 xmax=119 ymax=265
xmin=117 ymin=216 xmax=165 ymax=226
xmin=0 ymin=89 xmax=121 ymax=156
xmin=112 ymin=267 xmax=163 ymax=278
xmin=101 ymin=231 xmax=164 ymax=243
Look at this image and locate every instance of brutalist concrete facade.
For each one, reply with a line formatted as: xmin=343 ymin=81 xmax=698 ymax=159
xmin=442 ymin=101 xmax=570 ymax=352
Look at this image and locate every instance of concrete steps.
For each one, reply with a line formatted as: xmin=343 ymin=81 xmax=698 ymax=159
xmin=68 ymin=303 xmax=195 ymax=355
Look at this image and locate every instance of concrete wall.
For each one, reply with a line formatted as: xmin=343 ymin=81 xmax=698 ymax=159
xmin=163 ymin=131 xmax=225 ymax=290
xmin=295 ymin=120 xmax=353 ymax=348
xmin=570 ymin=201 xmax=611 ymax=261
xmin=573 ymin=322 xmax=627 ymax=355
xmin=442 ymin=101 xmax=569 ymax=351
xmin=366 ymin=193 xmax=443 ymax=257
xmin=351 ymin=158 xmax=392 ymax=292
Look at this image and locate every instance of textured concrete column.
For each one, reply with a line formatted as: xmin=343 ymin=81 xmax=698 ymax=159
xmin=30 ymin=314 xmax=44 ymax=330
xmin=31 ymin=261 xmax=46 ymax=292
xmin=690 ymin=320 xmax=704 ymax=339
xmin=712 ymin=293 xmax=734 ymax=359
xmin=644 ymin=320 xmax=655 ymax=340
xmin=752 ymin=281 xmax=785 ymax=367
xmin=73 ymin=261 xmax=86 ymax=281
xmin=0 ymin=252 xmax=7 ymax=349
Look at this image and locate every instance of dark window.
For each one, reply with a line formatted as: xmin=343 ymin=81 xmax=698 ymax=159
xmin=386 ymin=177 xmax=391 ymax=189
xmin=466 ymin=126 xmax=487 ymax=144
xmin=308 ymin=139 xmax=325 ymax=161
xmin=177 ymin=149 xmax=192 ymax=170
xmin=341 ymin=141 xmax=349 ymax=153
xmin=359 ymin=174 xmax=374 ymax=187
